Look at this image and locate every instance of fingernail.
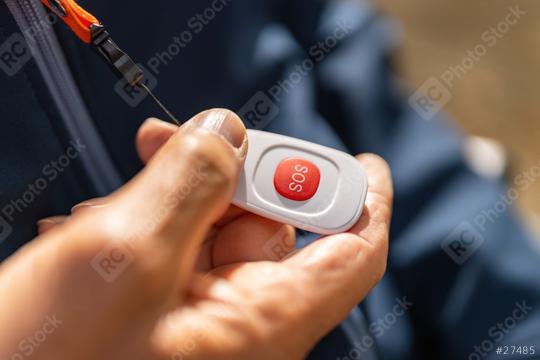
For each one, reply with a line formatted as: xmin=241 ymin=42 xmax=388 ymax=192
xmin=189 ymin=109 xmax=247 ymax=155
xmin=143 ymin=117 xmax=178 ymax=130
xmin=144 ymin=117 xmax=165 ymax=124
xmin=71 ymin=198 xmax=108 ymax=213
xmin=37 ymin=216 xmax=67 ymax=234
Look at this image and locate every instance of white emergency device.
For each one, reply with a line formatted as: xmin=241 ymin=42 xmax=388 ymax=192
xmin=233 ymin=130 xmax=369 ymax=235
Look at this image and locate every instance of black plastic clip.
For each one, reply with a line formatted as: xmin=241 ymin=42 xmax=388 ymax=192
xmin=90 ymin=24 xmax=144 ymax=87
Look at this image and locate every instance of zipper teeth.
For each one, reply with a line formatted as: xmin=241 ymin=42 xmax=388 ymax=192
xmin=5 ymin=0 xmax=122 ymax=195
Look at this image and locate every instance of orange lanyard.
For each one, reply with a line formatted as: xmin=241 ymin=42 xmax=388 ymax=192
xmin=41 ymin=0 xmax=99 ymax=43
xmin=39 ymin=0 xmax=180 ymax=124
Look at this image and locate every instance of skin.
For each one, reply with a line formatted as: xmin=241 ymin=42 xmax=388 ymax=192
xmin=0 ymin=109 xmax=393 ymax=360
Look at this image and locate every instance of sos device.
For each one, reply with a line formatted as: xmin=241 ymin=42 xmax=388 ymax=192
xmin=37 ymin=1 xmax=368 ymax=234
xmin=233 ymin=130 xmax=369 ymax=235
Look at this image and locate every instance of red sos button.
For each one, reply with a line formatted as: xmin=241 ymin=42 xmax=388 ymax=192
xmin=274 ymin=157 xmax=321 ymax=201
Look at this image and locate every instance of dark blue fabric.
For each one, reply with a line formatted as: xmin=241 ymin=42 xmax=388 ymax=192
xmin=1 ymin=0 xmax=539 ymax=359
xmin=0 ymin=3 xmax=97 ymax=257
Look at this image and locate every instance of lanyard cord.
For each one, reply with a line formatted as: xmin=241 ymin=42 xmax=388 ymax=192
xmin=41 ymin=0 xmax=98 ymax=43
xmin=4 ymin=0 xmax=123 ymax=194
xmin=39 ymin=0 xmax=181 ymax=125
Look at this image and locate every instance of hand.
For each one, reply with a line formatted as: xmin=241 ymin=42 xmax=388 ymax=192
xmin=0 ymin=109 xmax=393 ymax=360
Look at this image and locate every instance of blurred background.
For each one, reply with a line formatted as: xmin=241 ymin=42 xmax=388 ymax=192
xmin=376 ymin=0 xmax=540 ymax=234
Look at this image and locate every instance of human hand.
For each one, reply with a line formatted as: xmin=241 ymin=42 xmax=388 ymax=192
xmin=0 ymin=109 xmax=392 ymax=360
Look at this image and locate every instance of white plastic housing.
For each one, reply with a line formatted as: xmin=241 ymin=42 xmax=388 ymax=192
xmin=233 ymin=130 xmax=368 ymax=235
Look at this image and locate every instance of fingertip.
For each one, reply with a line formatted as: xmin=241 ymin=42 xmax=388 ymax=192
xmin=213 ymin=214 xmax=296 ymax=266
xmin=37 ymin=216 xmax=68 ymax=234
xmin=138 ymin=118 xmax=178 ymax=137
xmin=287 ymin=231 xmax=388 ymax=294
xmin=355 ymin=153 xmax=393 ymax=205
xmin=355 ymin=153 xmax=391 ymax=176
xmin=71 ymin=198 xmax=109 ymax=214
xmin=136 ymin=118 xmax=179 ymax=163
xmin=186 ymin=109 xmax=248 ymax=158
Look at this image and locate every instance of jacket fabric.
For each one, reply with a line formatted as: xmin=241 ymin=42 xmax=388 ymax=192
xmin=0 ymin=1 xmax=539 ymax=359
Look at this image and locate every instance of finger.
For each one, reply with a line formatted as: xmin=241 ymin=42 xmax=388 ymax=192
xmin=283 ymin=154 xmax=392 ymax=335
xmin=194 ymin=205 xmax=248 ymax=271
xmin=288 ymin=154 xmax=392 ymax=266
xmin=0 ymin=110 xmax=246 ymax=354
xmin=136 ymin=118 xmax=179 ymax=164
xmin=37 ymin=216 xmax=69 ymax=234
xmin=37 ymin=197 xmax=110 ymax=235
xmin=349 ymin=154 xmax=394 ymax=243
xmin=213 ymin=205 xmax=247 ymax=227
xmin=195 ymin=206 xmax=293 ymax=270
xmin=211 ymin=214 xmax=296 ymax=267
xmin=71 ymin=197 xmax=109 ymax=214
xmin=65 ymin=109 xmax=248 ymax=295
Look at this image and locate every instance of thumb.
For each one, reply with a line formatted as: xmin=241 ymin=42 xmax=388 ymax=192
xmin=88 ymin=108 xmax=247 ymax=283
xmin=0 ymin=109 xmax=248 ymax=358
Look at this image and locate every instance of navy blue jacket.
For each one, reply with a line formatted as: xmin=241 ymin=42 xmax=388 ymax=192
xmin=1 ymin=0 xmax=539 ymax=359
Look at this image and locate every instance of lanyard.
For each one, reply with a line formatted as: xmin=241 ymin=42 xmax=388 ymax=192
xmin=40 ymin=0 xmax=180 ymax=125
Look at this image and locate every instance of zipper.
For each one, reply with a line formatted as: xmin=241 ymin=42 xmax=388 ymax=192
xmin=4 ymin=0 xmax=122 ymax=195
